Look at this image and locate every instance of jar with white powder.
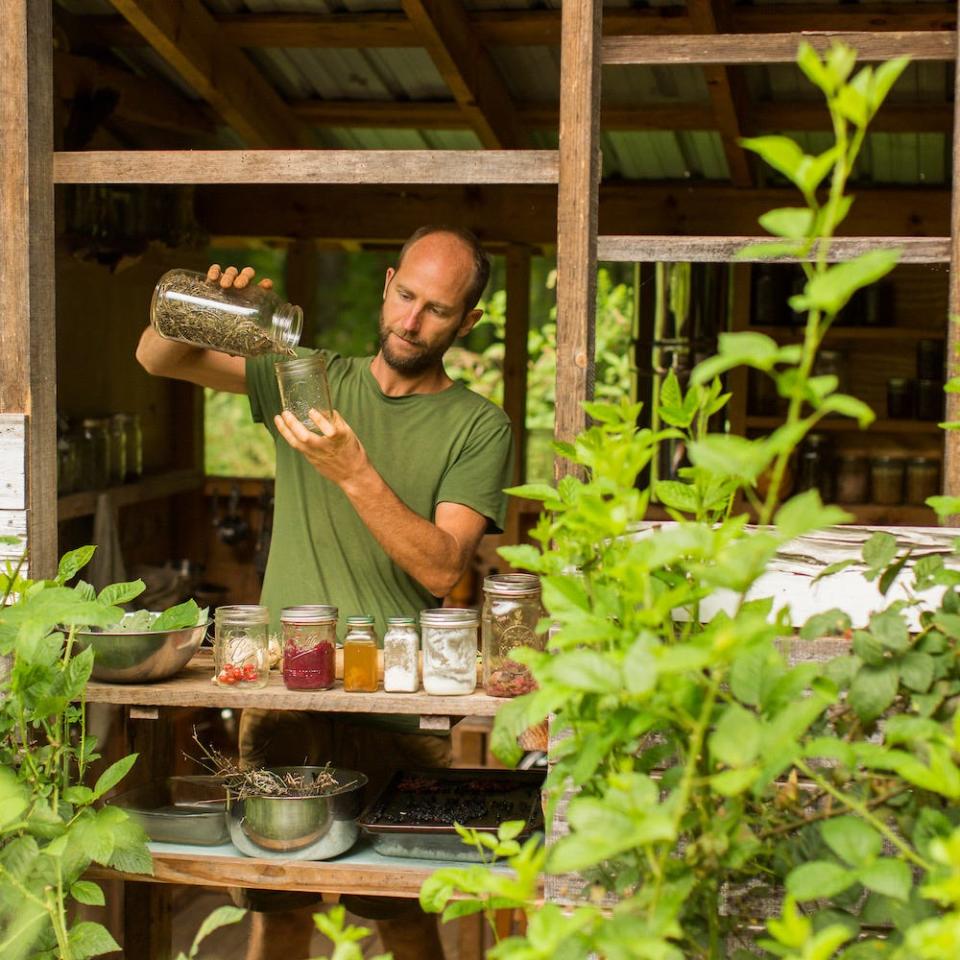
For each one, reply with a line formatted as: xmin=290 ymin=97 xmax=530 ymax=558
xmin=420 ymin=608 xmax=478 ymax=696
xmin=383 ymin=617 xmax=420 ymax=693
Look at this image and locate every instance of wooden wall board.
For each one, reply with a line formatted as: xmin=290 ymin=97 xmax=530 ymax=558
xmin=945 ymin=25 xmax=960 ymax=503
xmin=602 ymin=32 xmax=956 ymax=66
xmin=598 ymin=236 xmax=952 ymax=263
xmin=53 ymin=150 xmax=561 ymax=185
xmin=0 ymin=416 xmax=27 ymax=511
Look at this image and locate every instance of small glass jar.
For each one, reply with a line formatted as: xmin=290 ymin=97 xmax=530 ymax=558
xmin=906 ymin=457 xmax=940 ymax=505
xmin=151 ymin=268 xmax=303 ymax=357
xmin=112 ymin=413 xmax=142 ymax=481
xmin=917 ymin=338 xmax=945 ymax=381
xmin=281 ymin=605 xmax=337 ymax=691
xmin=421 ymin=608 xmax=478 ymax=696
xmin=108 ymin=415 xmax=127 ymax=486
xmin=275 ymin=355 xmax=334 ymax=432
xmin=383 ymin=617 xmax=420 ymax=693
xmin=887 ymin=378 xmax=916 ymax=419
xmin=79 ymin=418 xmax=112 ymax=490
xmin=870 ymin=457 xmax=905 ymax=505
xmin=481 ymin=574 xmax=543 ymax=698
xmin=795 ymin=434 xmax=834 ymax=503
xmin=214 ymin=605 xmax=270 ymax=688
xmin=57 ymin=432 xmax=79 ymax=495
xmin=343 ymin=615 xmax=379 ymax=693
xmin=835 ymin=454 xmax=869 ymax=504
xmin=916 ymin=378 xmax=944 ymax=422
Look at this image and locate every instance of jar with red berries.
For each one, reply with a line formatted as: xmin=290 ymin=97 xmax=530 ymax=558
xmin=214 ymin=605 xmax=270 ymax=688
xmin=481 ymin=574 xmax=543 ymax=697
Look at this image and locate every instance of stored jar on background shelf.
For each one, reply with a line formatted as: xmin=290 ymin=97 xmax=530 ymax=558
xmin=151 ymin=268 xmax=303 ymax=357
xmin=835 ymin=454 xmax=869 ymax=505
xmin=917 ymin=338 xmax=945 ymax=381
xmin=870 ymin=456 xmax=905 ymax=506
xmin=906 ymin=457 xmax=940 ymax=505
xmin=916 ymin=378 xmax=945 ymax=422
xmin=112 ymin=412 xmax=143 ymax=482
xmin=108 ymin=415 xmax=127 ymax=486
xmin=281 ymin=605 xmax=337 ymax=691
xmin=481 ymin=574 xmax=543 ymax=698
xmin=420 ymin=608 xmax=478 ymax=696
xmin=56 ymin=432 xmax=79 ymax=495
xmin=78 ymin=418 xmax=112 ymax=490
xmin=886 ymin=378 xmax=916 ymax=419
xmin=214 ymin=605 xmax=270 ymax=688
xmin=795 ymin=433 xmax=835 ymax=503
xmin=383 ymin=617 xmax=419 ymax=693
xmin=343 ymin=616 xmax=378 ymax=693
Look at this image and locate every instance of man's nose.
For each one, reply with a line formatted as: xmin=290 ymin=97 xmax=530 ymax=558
xmin=399 ymin=306 xmax=422 ymax=333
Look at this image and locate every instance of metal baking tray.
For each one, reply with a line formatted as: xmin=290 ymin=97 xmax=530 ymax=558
xmin=109 ymin=776 xmax=228 ymax=846
xmin=358 ymin=768 xmax=545 ymax=861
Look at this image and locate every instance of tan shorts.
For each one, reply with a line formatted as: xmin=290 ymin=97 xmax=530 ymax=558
xmin=232 ymin=709 xmax=452 ymax=918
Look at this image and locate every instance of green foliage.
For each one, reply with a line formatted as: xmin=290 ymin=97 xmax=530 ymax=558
xmin=308 ymin=905 xmax=392 ymax=960
xmin=0 ymin=545 xmax=151 ymax=960
xmin=418 ymin=41 xmax=960 ymax=960
xmin=173 ymin=906 xmax=247 ymax=960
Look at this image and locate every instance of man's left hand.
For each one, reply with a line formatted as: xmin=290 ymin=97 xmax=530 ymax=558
xmin=274 ymin=409 xmax=370 ymax=490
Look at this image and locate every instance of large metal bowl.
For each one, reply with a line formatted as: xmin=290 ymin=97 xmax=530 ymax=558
xmin=73 ymin=621 xmax=209 ymax=683
xmin=226 ymin=766 xmax=368 ymax=861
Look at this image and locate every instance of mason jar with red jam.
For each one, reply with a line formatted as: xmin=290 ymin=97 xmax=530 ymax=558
xmin=281 ymin=605 xmax=338 ymax=690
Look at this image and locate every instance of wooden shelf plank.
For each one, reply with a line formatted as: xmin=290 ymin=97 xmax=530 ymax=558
xmin=85 ymin=654 xmax=507 ymax=717
xmin=89 ymin=838 xmax=516 ymax=899
xmin=52 ymin=150 xmax=560 ymax=185
xmin=57 ymin=469 xmax=204 ymax=522
xmin=598 ymin=236 xmax=951 ymax=264
xmin=602 ymin=32 xmax=956 ymax=66
xmin=748 ymin=325 xmax=945 ymax=343
xmin=745 ymin=416 xmax=943 ymax=434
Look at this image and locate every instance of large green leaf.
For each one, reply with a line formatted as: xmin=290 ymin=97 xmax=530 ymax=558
xmin=849 ymin=663 xmax=900 ymax=723
xmin=93 ymin=754 xmax=138 ymax=800
xmin=791 ymin=250 xmax=901 ymax=317
xmin=710 ymin=704 xmax=761 ymax=768
xmin=787 ymin=861 xmax=857 ymax=901
xmin=56 ymin=546 xmax=96 ymax=585
xmin=858 ymin=858 xmax=912 ymax=902
xmin=97 ymin=579 xmax=146 ymax=608
xmin=0 ymin=766 xmax=29 ymax=830
xmin=820 ymin=817 xmax=882 ymax=867
xmin=67 ymin=921 xmax=121 ymax=960
xmin=759 ymin=207 xmax=814 ymax=239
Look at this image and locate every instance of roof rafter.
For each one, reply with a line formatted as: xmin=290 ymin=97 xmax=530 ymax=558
xmin=105 ymin=0 xmax=313 ymax=148
xmin=399 ymin=0 xmax=527 ymax=148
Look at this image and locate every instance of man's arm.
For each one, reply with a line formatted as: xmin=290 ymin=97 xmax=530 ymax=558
xmin=135 ymin=265 xmax=266 ymax=394
xmin=273 ymin=410 xmax=487 ymax=597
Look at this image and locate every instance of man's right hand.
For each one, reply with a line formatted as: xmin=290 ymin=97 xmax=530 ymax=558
xmin=206 ymin=264 xmax=274 ymax=292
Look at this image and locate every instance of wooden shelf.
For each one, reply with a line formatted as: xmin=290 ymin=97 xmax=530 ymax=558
xmin=89 ymin=838 xmax=519 ymax=900
xmin=842 ymin=504 xmax=939 ymax=525
xmin=745 ymin=417 xmax=943 ymax=434
xmin=57 ymin=469 xmax=204 ymax=521
xmin=85 ymin=653 xmax=507 ymax=718
xmin=749 ymin=325 xmax=945 ymax=343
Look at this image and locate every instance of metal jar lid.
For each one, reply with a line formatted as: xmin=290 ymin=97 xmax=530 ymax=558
xmin=386 ymin=617 xmax=416 ymax=626
xmin=281 ymin=604 xmax=338 ymax=624
xmin=419 ymin=607 xmax=479 ymax=627
xmin=345 ymin=615 xmax=375 ymax=626
xmin=216 ymin=604 xmax=269 ymax=624
xmin=483 ymin=573 xmax=540 ymax=598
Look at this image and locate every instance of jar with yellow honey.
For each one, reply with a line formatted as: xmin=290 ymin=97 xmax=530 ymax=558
xmin=343 ymin=615 xmax=379 ymax=692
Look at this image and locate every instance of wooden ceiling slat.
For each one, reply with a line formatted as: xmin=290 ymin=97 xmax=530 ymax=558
xmin=400 ymin=0 xmax=527 ymax=148
xmin=105 ymin=0 xmax=313 ymax=148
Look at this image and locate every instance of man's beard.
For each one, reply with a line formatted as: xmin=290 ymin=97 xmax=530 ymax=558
xmin=378 ymin=310 xmax=459 ymax=376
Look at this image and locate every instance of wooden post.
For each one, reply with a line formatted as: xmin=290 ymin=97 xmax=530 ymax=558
xmin=554 ymin=0 xmax=601 ymax=481
xmin=0 ymin=0 xmax=57 ymax=577
xmin=504 ymin=246 xmax=531 ymax=487
xmin=945 ymin=14 xmax=960 ymax=507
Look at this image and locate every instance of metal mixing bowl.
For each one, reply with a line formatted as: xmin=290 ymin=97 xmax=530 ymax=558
xmin=73 ymin=621 xmax=209 ymax=683
xmin=226 ymin=766 xmax=368 ymax=861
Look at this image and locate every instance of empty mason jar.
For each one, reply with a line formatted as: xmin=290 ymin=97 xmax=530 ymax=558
xmin=151 ymin=268 xmax=302 ymax=357
xmin=281 ymin=605 xmax=337 ymax=691
xmin=112 ymin=413 xmax=142 ymax=481
xmin=421 ymin=608 xmax=478 ymax=696
xmin=214 ymin=605 xmax=270 ymax=688
xmin=79 ymin=418 xmax=112 ymax=490
xmin=383 ymin=617 xmax=419 ymax=693
xmin=108 ymin=415 xmax=127 ymax=486
xmin=275 ymin=355 xmax=334 ymax=431
xmin=481 ymin=574 xmax=543 ymax=698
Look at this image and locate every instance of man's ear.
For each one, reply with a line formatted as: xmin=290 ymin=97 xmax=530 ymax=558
xmin=383 ymin=267 xmax=395 ymax=300
xmin=458 ymin=308 xmax=482 ymax=338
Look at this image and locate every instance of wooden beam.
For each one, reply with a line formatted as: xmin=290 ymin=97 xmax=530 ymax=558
xmin=105 ymin=0 xmax=313 ymax=148
xmin=746 ymin=100 xmax=952 ymax=135
xmin=0 ymin=3 xmax=57 ymax=579
xmin=603 ymin=32 xmax=957 ymax=66
xmin=54 ymin=52 xmax=213 ymax=136
xmin=554 ymin=0 xmax=601 ymax=476
xmin=400 ymin=0 xmax=527 ymax=148
xmin=65 ymin=6 xmax=957 ymax=50
xmin=52 ymin=150 xmax=560 ymax=185
xmin=597 ymin=235 xmax=951 ymax=263
xmin=687 ymin=1 xmax=753 ymax=187
xmin=195 ymin=183 xmax=952 ymax=245
xmin=945 ymin=23 xmax=960 ymax=504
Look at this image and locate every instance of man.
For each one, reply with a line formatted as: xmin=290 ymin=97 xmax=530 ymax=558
xmin=136 ymin=226 xmax=513 ymax=959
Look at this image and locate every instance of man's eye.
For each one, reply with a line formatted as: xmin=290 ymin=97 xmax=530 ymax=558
xmin=399 ymin=291 xmax=412 ymax=300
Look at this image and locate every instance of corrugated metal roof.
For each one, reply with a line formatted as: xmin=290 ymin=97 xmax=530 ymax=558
xmin=54 ymin=0 xmax=954 ymax=186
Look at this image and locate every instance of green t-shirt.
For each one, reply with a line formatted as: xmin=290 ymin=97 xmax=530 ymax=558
xmin=246 ymin=350 xmax=513 ymax=638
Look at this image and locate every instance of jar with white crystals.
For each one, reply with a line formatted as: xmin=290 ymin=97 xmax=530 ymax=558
xmin=420 ymin=608 xmax=478 ymax=696
xmin=383 ymin=617 xmax=419 ymax=693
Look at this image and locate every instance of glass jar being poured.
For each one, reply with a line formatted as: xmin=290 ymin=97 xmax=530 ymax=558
xmin=150 ymin=268 xmax=303 ymax=357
